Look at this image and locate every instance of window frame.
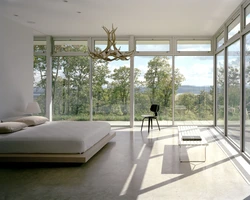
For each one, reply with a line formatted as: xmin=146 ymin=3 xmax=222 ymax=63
xmin=52 ymin=37 xmax=89 ymax=56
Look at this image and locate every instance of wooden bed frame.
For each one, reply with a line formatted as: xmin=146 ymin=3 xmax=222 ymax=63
xmin=0 ymin=132 xmax=115 ymax=163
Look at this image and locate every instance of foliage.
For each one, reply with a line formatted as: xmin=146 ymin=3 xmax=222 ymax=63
xmin=34 ymin=44 xmax=216 ymax=122
xmin=144 ymin=56 xmax=184 ymax=107
xmin=136 ymin=56 xmax=184 ymax=119
xmin=175 ymin=90 xmax=213 ymax=120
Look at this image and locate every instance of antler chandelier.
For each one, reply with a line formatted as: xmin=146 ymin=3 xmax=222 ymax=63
xmin=88 ymin=25 xmax=134 ymax=61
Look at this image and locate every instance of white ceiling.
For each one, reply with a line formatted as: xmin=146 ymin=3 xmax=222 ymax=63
xmin=0 ymin=0 xmax=244 ymax=37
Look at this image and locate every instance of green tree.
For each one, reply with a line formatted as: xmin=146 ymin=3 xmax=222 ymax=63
xmin=52 ymin=45 xmax=90 ymax=118
xmin=92 ymin=59 xmax=110 ymax=115
xmin=34 ymin=46 xmax=47 ymax=115
xmin=195 ymin=90 xmax=213 ymax=119
xmin=144 ymin=56 xmax=184 ymax=116
xmin=177 ymin=93 xmax=196 ymax=113
xmin=245 ymin=65 xmax=250 ymax=112
xmin=228 ymin=62 xmax=240 ymax=117
xmin=109 ymin=66 xmax=140 ymax=115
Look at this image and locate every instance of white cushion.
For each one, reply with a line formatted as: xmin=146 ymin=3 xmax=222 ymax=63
xmin=15 ymin=116 xmax=49 ymax=126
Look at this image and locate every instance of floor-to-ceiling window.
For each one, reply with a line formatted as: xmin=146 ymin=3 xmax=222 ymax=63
xmin=92 ymin=41 xmax=130 ymax=125
xmin=213 ymin=1 xmax=250 ymax=162
xmin=134 ymin=56 xmax=173 ymax=125
xmin=174 ymin=40 xmax=213 ymax=125
xmin=52 ymin=40 xmax=90 ymax=121
xmin=34 ymin=37 xmax=213 ymax=127
xmin=216 ymin=51 xmax=225 ymax=131
xmin=244 ymin=32 xmax=250 ymax=156
xmin=174 ymin=56 xmax=213 ymax=125
xmin=134 ymin=40 xmax=173 ymax=125
xmin=227 ymin=40 xmax=241 ymax=147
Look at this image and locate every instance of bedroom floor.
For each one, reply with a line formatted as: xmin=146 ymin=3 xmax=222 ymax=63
xmin=0 ymin=127 xmax=250 ymax=200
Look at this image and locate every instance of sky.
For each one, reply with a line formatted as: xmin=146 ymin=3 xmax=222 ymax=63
xmin=98 ymin=42 xmax=214 ymax=87
xmin=108 ymin=55 xmax=213 ymax=87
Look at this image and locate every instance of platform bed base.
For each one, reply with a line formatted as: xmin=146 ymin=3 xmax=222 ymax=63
xmin=0 ymin=132 xmax=116 ymax=163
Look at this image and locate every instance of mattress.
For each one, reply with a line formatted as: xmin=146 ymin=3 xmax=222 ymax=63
xmin=0 ymin=121 xmax=111 ymax=154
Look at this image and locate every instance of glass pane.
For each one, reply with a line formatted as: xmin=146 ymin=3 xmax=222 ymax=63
xmin=216 ymin=51 xmax=225 ymax=132
xmin=245 ymin=4 xmax=250 ymax=26
xmin=228 ymin=16 xmax=240 ymax=40
xmin=136 ymin=40 xmax=170 ymax=51
xmin=33 ymin=56 xmax=46 ymax=116
xmin=52 ymin=56 xmax=90 ymax=121
xmin=245 ymin=33 xmax=250 ymax=155
xmin=92 ymin=59 xmax=130 ymax=126
xmin=175 ymin=56 xmax=213 ymax=125
xmin=134 ymin=56 xmax=173 ymax=126
xmin=54 ymin=40 xmax=88 ymax=53
xmin=217 ymin=32 xmax=224 ymax=49
xmin=95 ymin=41 xmax=129 ymax=51
xmin=34 ymin=41 xmax=46 ymax=53
xmin=227 ymin=40 xmax=240 ymax=147
xmin=177 ymin=40 xmax=211 ymax=51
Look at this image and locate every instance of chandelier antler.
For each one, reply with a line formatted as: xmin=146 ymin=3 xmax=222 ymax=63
xmin=88 ymin=25 xmax=134 ymax=61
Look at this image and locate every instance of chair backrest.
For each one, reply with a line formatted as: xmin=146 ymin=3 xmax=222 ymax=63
xmin=150 ymin=104 xmax=159 ymax=116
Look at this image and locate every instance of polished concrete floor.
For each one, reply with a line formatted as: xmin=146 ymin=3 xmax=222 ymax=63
xmin=0 ymin=127 xmax=250 ymax=200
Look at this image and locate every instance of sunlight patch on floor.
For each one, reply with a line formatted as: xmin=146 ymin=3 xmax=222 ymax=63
xmin=119 ymin=164 xmax=138 ymax=196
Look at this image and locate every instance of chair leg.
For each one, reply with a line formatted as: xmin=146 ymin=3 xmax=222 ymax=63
xmin=148 ymin=118 xmax=150 ymax=133
xmin=141 ymin=118 xmax=145 ymax=132
xmin=156 ymin=118 xmax=160 ymax=131
xmin=151 ymin=118 xmax=153 ymax=129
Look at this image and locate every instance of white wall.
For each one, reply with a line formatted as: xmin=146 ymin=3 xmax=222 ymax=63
xmin=0 ymin=16 xmax=33 ymax=119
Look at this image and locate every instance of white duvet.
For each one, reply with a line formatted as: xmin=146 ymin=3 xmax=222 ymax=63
xmin=0 ymin=121 xmax=111 ymax=154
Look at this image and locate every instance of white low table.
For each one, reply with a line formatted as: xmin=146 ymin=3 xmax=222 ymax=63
xmin=178 ymin=126 xmax=208 ymax=162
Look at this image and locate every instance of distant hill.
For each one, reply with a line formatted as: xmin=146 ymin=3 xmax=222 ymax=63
xmin=177 ymin=85 xmax=212 ymax=94
xmin=33 ymin=87 xmax=45 ymax=98
xmin=34 ymin=85 xmax=212 ymax=97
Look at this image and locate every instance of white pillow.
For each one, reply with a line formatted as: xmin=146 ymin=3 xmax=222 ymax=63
xmin=0 ymin=122 xmax=27 ymax=134
xmin=1 ymin=116 xmax=28 ymax=123
xmin=15 ymin=116 xmax=49 ymax=126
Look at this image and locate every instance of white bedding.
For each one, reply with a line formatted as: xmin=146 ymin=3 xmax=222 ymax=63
xmin=0 ymin=121 xmax=111 ymax=154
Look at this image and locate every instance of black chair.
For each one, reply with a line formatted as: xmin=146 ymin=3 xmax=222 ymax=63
xmin=141 ymin=104 xmax=160 ymax=132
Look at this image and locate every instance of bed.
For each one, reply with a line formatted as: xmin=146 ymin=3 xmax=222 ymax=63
xmin=0 ymin=117 xmax=115 ymax=163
